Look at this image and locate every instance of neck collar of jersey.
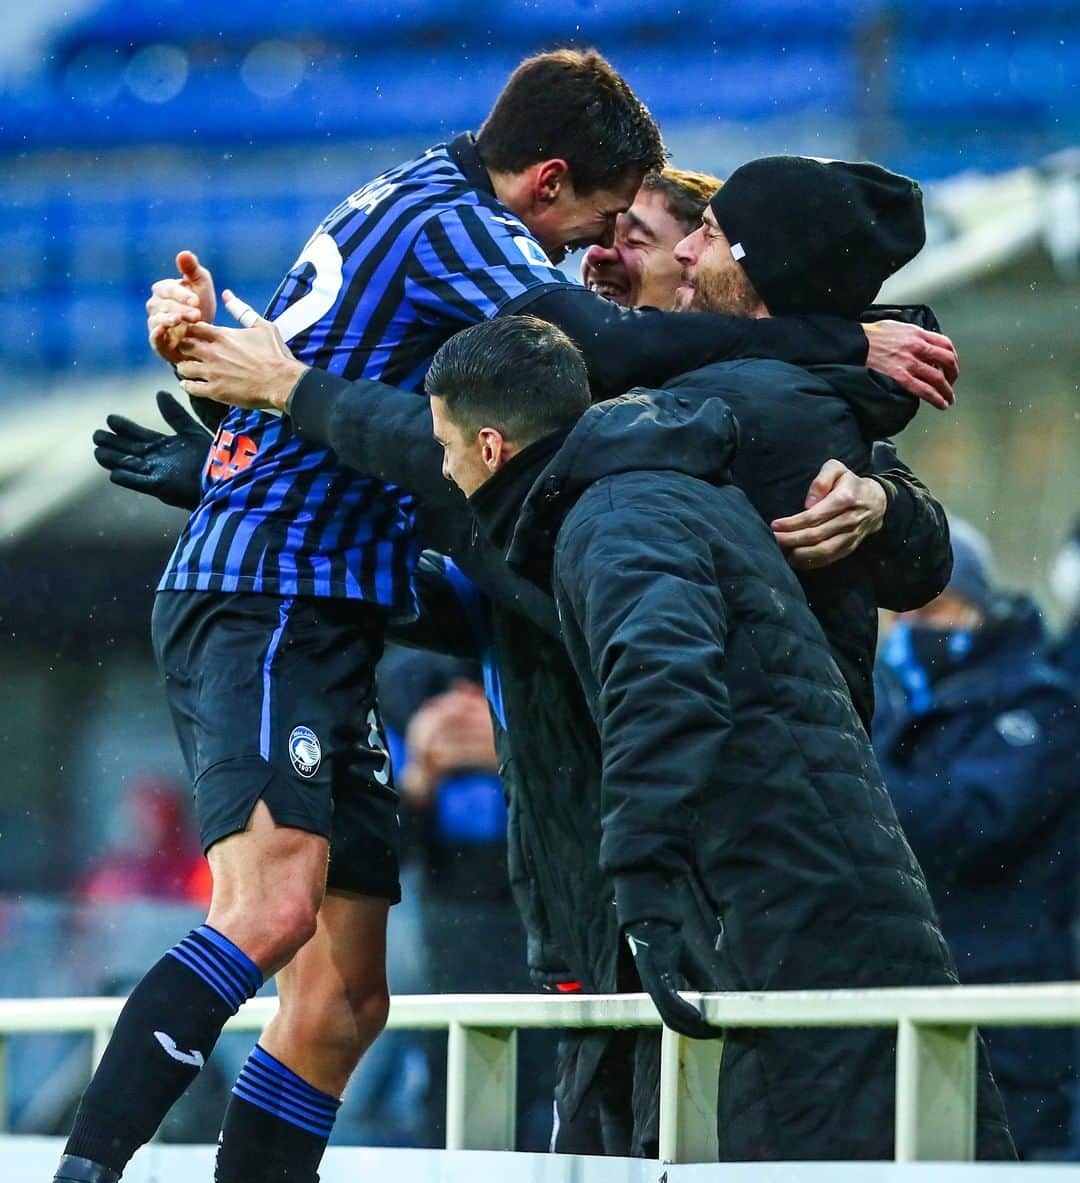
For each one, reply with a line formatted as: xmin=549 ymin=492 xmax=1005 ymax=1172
xmin=448 ymin=133 xmax=496 ymax=198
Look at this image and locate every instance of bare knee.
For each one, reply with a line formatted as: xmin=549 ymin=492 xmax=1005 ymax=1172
xmin=349 ymin=980 xmax=390 ymax=1048
xmin=210 ymin=894 xmax=319 ymax=974
xmin=205 ymin=804 xmax=328 ymax=974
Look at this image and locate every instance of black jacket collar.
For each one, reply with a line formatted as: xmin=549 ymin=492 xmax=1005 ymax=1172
xmin=469 ymin=430 xmax=570 ymax=552
xmin=447 ymin=132 xmax=495 ymax=197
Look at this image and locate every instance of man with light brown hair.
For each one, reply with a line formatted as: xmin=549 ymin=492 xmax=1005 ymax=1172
xmin=583 ymin=166 xmax=721 ymax=308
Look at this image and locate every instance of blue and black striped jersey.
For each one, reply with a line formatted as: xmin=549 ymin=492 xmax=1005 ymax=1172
xmin=158 ymin=134 xmax=571 ymax=608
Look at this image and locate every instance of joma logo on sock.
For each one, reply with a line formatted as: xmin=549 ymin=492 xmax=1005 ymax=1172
xmin=154 ymin=1030 xmax=205 ymax=1069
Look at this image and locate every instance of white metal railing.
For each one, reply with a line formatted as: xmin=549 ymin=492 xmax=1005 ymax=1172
xmin=1 ymin=983 xmax=1078 ymax=1163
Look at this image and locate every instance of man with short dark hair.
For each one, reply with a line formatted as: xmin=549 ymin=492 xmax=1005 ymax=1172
xmin=427 ymin=318 xmax=592 ymax=495
xmin=427 ymin=313 xmax=1013 ymax=1160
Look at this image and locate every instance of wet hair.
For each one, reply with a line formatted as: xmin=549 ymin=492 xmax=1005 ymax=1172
xmin=476 ymin=49 xmax=667 ymax=195
xmin=641 ymin=166 xmax=724 ymax=234
xmin=425 ymin=316 xmax=590 ymax=445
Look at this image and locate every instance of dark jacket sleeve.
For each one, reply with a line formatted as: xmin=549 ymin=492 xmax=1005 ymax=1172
xmin=289 ymin=367 xmax=467 ymax=536
xmin=878 ymin=687 xmax=1078 ymax=880
xmin=862 ymin=440 xmax=953 ymax=611
xmin=553 ymin=498 xmax=732 ymax=927
xmin=506 ymin=285 xmax=869 ymax=400
xmin=289 ymin=367 xmax=563 ymax=635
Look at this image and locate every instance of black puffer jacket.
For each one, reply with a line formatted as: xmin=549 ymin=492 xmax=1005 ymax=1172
xmin=478 ymin=388 xmax=1013 ymax=1160
xmin=662 ymin=358 xmax=951 ymax=726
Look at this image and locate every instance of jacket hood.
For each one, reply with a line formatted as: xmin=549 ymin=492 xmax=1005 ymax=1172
xmin=505 ymin=387 xmax=739 ymax=569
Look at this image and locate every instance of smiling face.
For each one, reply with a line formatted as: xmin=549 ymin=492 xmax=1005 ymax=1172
xmin=581 ymin=186 xmax=691 ymax=309
xmin=673 ymin=206 xmax=767 ymax=317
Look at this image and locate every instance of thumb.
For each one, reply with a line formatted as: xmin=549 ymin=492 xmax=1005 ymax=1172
xmin=176 ymin=250 xmax=207 ymax=283
xmin=222 ymin=289 xmax=266 ymax=329
xmin=805 ymin=458 xmax=847 ymax=509
xmin=156 ymin=389 xmax=205 ymax=437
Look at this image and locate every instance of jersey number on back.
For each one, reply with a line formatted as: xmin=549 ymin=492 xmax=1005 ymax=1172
xmin=272 ymin=232 xmax=345 ymax=344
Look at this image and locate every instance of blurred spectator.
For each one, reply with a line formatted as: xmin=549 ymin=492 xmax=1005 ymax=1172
xmin=379 ymin=649 xmax=522 ymax=992
xmin=75 ymin=775 xmax=209 ymax=906
xmin=399 ymin=677 xmax=514 ymax=948
xmin=1050 ymin=519 xmax=1080 ymax=683
xmin=874 ymin=519 xmax=1080 ymax=1159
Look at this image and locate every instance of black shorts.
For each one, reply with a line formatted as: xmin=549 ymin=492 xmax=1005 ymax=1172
xmin=152 ymin=590 xmax=400 ymax=901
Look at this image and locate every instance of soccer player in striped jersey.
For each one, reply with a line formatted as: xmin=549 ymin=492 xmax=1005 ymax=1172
xmin=56 ymin=50 xmax=665 ymax=1183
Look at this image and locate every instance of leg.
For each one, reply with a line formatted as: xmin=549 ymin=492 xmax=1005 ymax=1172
xmin=264 ymin=891 xmax=391 ymax=1092
xmin=57 ymin=803 xmax=327 ymax=1182
xmin=205 ymin=800 xmax=328 ymax=976
xmin=214 ymin=892 xmax=391 ymax=1183
xmin=214 ymin=599 xmax=400 ymax=1183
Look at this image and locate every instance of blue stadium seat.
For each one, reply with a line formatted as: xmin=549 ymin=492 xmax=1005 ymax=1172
xmin=892 ymin=39 xmax=1080 ymax=122
xmin=6 ymin=42 xmax=859 ymax=152
xmin=481 ymin=0 xmax=872 ymax=46
xmin=54 ymin=0 xmax=488 ymax=60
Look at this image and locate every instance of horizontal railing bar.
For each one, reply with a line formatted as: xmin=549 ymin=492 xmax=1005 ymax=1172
xmin=0 ymin=982 xmax=1076 ymax=1035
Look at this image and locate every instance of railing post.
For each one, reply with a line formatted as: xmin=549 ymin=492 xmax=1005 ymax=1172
xmin=657 ymin=1024 xmax=723 ymax=1163
xmin=895 ymin=1018 xmax=976 ymax=1162
xmin=0 ymin=1035 xmax=7 ymax=1133
xmin=445 ymin=1021 xmax=517 ymax=1151
xmin=91 ymin=1024 xmax=111 ymax=1072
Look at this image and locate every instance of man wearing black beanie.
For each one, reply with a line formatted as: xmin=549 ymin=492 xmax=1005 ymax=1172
xmin=656 ymin=156 xmax=947 ymax=730
xmin=695 ymin=155 xmax=926 ymax=319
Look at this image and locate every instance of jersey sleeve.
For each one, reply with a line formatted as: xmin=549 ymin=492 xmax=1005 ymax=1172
xmin=406 ymin=203 xmax=572 ymax=325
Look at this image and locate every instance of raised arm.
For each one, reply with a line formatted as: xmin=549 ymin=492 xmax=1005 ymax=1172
xmin=509 ymin=285 xmax=957 ymax=406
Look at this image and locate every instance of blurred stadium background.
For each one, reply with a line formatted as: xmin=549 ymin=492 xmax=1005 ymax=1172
xmin=0 ymin=0 xmax=1077 ymax=1156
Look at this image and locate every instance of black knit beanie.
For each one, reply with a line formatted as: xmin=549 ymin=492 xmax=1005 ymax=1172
xmin=707 ymin=156 xmax=925 ymax=318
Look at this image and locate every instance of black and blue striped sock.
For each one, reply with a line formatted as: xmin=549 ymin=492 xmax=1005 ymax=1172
xmin=215 ymin=1046 xmax=341 ymax=1183
xmin=62 ymin=925 xmax=262 ymax=1174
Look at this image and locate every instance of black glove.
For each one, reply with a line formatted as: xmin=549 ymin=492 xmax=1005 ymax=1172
xmin=93 ymin=390 xmax=211 ymax=511
xmin=624 ymin=919 xmax=723 ymax=1040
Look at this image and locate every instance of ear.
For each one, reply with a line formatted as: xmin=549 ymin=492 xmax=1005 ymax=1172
xmin=533 ymin=159 xmax=570 ymax=206
xmin=478 ymin=427 xmax=507 ymax=472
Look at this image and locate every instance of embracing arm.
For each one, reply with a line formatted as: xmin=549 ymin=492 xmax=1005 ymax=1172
xmin=386 ymin=552 xmax=486 ymax=658
xmin=862 ymin=441 xmax=953 ymax=610
xmin=771 ymin=446 xmax=951 ymax=602
xmin=509 ymin=286 xmax=956 ymax=406
xmin=288 ymin=367 xmax=465 ymax=524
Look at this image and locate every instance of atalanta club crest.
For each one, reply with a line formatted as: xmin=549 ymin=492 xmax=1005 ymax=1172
xmin=289 ymin=726 xmax=322 ymax=778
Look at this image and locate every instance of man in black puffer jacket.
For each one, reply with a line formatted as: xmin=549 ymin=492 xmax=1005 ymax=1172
xmin=427 ymin=313 xmax=1014 ymax=1160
